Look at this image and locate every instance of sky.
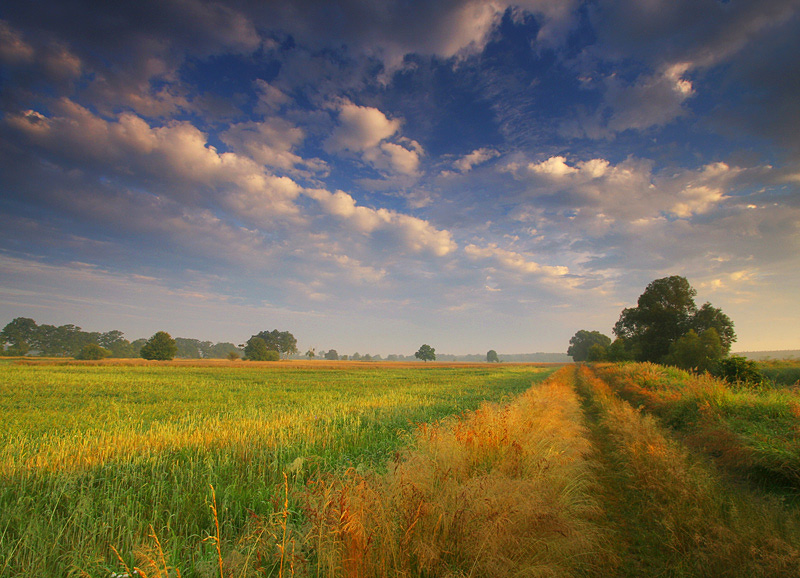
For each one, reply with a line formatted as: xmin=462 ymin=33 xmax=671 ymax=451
xmin=1 ymin=0 xmax=799 ymax=356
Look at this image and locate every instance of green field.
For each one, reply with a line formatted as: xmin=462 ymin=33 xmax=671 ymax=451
xmin=3 ymin=360 xmax=800 ymax=578
xmin=0 ymin=360 xmax=554 ymax=577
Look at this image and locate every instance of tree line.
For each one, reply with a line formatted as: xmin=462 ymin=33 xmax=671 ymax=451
xmin=0 ymin=318 xmax=240 ymax=360
xmin=568 ymin=275 xmax=758 ymax=381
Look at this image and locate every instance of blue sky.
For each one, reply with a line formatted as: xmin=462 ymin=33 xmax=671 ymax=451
xmin=1 ymin=0 xmax=799 ymax=355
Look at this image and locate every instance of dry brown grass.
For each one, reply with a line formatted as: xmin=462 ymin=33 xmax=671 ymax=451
xmin=301 ymin=366 xmax=607 ymax=578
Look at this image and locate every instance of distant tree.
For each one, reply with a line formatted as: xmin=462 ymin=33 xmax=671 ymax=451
xmin=387 ymin=354 xmax=399 ymax=361
xmin=227 ymin=350 xmax=240 ymax=361
xmin=244 ymin=337 xmax=270 ymax=361
xmin=0 ymin=317 xmax=38 ymax=355
xmin=175 ymin=337 xmax=203 ymax=359
xmin=263 ymin=350 xmax=280 ymax=361
xmin=351 ymin=352 xmax=361 ymax=361
xmin=140 ymin=331 xmax=178 ymax=361
xmin=76 ymin=343 xmax=111 ymax=360
xmin=486 ymin=349 xmax=499 ymax=363
xmin=362 ymin=353 xmax=372 ymax=362
xmin=614 ymin=276 xmax=735 ymax=364
xmin=340 ymin=355 xmax=348 ymax=361
xmin=306 ymin=348 xmax=316 ymax=359
xmin=568 ymin=330 xmax=612 ymax=362
xmin=254 ymin=330 xmax=298 ymax=358
xmin=130 ymin=338 xmax=147 ymax=355
xmin=415 ymin=344 xmax=436 ymax=362
xmin=207 ymin=342 xmax=241 ymax=359
xmin=98 ymin=330 xmax=136 ymax=358
xmin=324 ymin=349 xmax=339 ymax=360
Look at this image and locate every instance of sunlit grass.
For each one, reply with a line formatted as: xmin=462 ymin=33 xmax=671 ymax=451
xmin=593 ymin=362 xmax=800 ymax=487
xmin=0 ymin=361 xmax=554 ymax=577
xmin=302 ymin=366 xmax=609 ymax=577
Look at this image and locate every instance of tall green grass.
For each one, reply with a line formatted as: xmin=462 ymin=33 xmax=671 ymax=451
xmin=576 ymin=365 xmax=800 ymax=577
xmin=593 ymin=362 xmax=800 ymax=487
xmin=0 ymin=362 xmax=554 ymax=577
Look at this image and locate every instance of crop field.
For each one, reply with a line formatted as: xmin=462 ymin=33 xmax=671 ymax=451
xmin=2 ymin=360 xmax=800 ymax=577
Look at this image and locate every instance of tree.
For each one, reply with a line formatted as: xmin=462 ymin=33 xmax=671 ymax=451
xmin=244 ymin=337 xmax=271 ymax=361
xmin=586 ymin=343 xmax=608 ymax=362
xmin=306 ymin=347 xmax=316 ymax=359
xmin=76 ymin=343 xmax=111 ymax=360
xmin=415 ymin=344 xmax=436 ymax=362
xmin=486 ymin=349 xmax=499 ymax=363
xmin=613 ymin=276 xmax=735 ymax=364
xmin=99 ymin=330 xmax=136 ymax=358
xmin=568 ymin=330 xmax=612 ymax=362
xmin=227 ymin=350 xmax=240 ymax=361
xmin=692 ymin=303 xmax=736 ymax=355
xmin=140 ymin=331 xmax=178 ymax=361
xmin=324 ymin=349 xmax=339 ymax=360
xmin=254 ymin=330 xmax=298 ymax=358
xmin=665 ymin=328 xmax=722 ymax=372
xmin=1 ymin=317 xmax=38 ymax=355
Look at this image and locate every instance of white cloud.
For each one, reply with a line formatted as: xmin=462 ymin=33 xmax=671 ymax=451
xmin=324 ymin=101 xmax=400 ymax=153
xmin=221 ymin=118 xmax=306 ymax=171
xmin=304 ymin=187 xmax=456 ymax=256
xmin=507 ymin=155 xmax=735 ymax=222
xmin=453 ymin=147 xmax=500 ymax=173
xmin=464 ymin=243 xmax=571 ymax=280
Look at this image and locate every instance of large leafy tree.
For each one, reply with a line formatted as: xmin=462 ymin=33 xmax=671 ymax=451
xmin=613 ymin=276 xmax=735 ymax=364
xmin=415 ymin=344 xmax=436 ymax=362
xmin=567 ymin=330 xmax=612 ymax=362
xmin=254 ymin=330 xmax=298 ymax=358
xmin=0 ymin=317 xmax=38 ymax=355
xmin=244 ymin=336 xmax=272 ymax=361
xmin=140 ymin=331 xmax=178 ymax=361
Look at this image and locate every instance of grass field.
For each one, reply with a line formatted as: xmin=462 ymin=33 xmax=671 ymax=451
xmin=3 ymin=359 xmax=800 ymax=577
xmin=0 ymin=360 xmax=554 ymax=577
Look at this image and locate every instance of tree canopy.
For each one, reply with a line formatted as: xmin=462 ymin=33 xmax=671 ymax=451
xmin=253 ymin=329 xmax=298 ymax=358
xmin=140 ymin=331 xmax=178 ymax=361
xmin=567 ymin=330 xmax=612 ymax=362
xmin=486 ymin=349 xmax=499 ymax=363
xmin=613 ymin=276 xmax=735 ymax=365
xmin=415 ymin=344 xmax=436 ymax=362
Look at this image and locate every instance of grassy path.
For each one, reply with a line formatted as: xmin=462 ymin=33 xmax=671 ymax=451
xmin=574 ymin=364 xmax=800 ymax=578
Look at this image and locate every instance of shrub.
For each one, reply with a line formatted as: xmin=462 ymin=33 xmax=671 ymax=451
xmin=75 ymin=343 xmax=111 ymax=360
xmin=713 ymin=355 xmax=763 ymax=385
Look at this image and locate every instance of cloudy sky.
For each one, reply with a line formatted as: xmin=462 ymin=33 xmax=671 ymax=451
xmin=1 ymin=0 xmax=799 ymax=355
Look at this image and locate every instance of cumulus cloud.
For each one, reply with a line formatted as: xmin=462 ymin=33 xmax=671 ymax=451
xmin=221 ymin=118 xmax=306 ymax=171
xmin=304 ymin=187 xmax=456 ymax=256
xmin=505 ymin=155 xmax=741 ymax=223
xmin=324 ymin=100 xmax=423 ymax=177
xmin=324 ymin=101 xmax=401 ymax=153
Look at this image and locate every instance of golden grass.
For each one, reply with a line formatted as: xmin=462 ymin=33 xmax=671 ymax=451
xmin=302 ymin=366 xmax=608 ymax=578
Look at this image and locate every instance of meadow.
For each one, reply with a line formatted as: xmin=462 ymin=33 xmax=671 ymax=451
xmin=0 ymin=360 xmax=553 ymax=577
xmin=3 ymin=359 xmax=800 ymax=577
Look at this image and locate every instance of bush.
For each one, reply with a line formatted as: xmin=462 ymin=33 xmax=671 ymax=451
xmin=712 ymin=355 xmax=763 ymax=385
xmin=75 ymin=343 xmax=111 ymax=360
